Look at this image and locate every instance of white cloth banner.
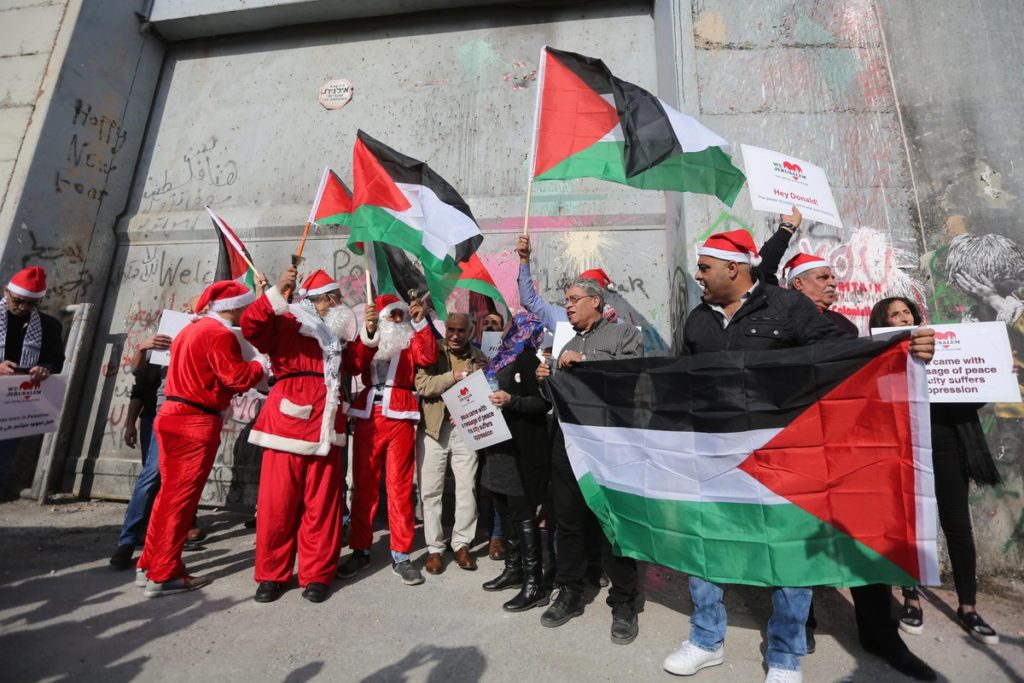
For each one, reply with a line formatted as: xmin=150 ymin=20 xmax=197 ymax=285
xmin=442 ymin=370 xmax=512 ymax=450
xmin=741 ymin=144 xmax=844 ymax=228
xmin=872 ymin=322 xmax=1022 ymax=404
xmin=0 ymin=374 xmax=67 ymax=439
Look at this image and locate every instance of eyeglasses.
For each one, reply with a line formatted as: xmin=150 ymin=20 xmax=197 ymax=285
xmin=7 ymin=295 xmax=39 ymax=309
xmin=562 ymin=294 xmax=597 ymax=306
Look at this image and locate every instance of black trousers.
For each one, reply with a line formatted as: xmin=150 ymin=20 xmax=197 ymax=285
xmin=550 ymin=430 xmax=638 ymax=603
xmin=851 ymin=584 xmax=899 ymax=644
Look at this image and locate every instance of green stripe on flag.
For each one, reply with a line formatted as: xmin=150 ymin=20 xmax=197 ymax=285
xmin=577 ymin=473 xmax=917 ymax=588
xmin=347 ymin=205 xmax=455 ymax=275
xmin=536 ymin=140 xmax=746 ymax=207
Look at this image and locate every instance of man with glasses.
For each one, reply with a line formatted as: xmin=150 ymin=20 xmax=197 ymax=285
xmin=535 ymin=277 xmax=644 ymax=644
xmin=241 ymin=267 xmax=357 ymax=604
xmin=0 ymin=267 xmax=64 ymax=492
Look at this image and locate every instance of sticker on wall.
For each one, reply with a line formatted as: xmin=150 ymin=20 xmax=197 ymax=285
xmin=318 ymin=79 xmax=353 ymax=110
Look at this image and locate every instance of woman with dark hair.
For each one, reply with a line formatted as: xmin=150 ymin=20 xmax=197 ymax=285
xmin=870 ymin=297 xmax=1001 ymax=645
xmin=479 ymin=312 xmax=552 ymax=612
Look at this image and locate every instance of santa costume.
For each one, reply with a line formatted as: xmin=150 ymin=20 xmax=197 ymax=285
xmin=240 ymin=269 xmax=356 ymax=599
xmin=139 ymin=281 xmax=264 ymax=596
xmin=342 ymin=294 xmax=437 ymax=571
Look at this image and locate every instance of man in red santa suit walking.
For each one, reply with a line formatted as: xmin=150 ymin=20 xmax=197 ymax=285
xmin=241 ymin=266 xmax=357 ymax=604
xmin=337 ymin=293 xmax=437 ymax=586
xmin=139 ymin=280 xmax=266 ymax=597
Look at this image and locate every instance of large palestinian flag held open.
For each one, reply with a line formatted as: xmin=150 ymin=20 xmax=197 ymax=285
xmin=545 ymin=337 xmax=938 ymax=588
xmin=531 ymin=47 xmax=746 ymax=206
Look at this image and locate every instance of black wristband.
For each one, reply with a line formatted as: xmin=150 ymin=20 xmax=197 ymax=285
xmin=779 ymin=222 xmax=796 ymax=231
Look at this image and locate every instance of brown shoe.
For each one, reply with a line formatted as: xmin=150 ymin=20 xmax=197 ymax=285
xmin=186 ymin=527 xmax=207 ymax=542
xmin=424 ymin=552 xmax=444 ymax=575
xmin=488 ymin=537 xmax=506 ymax=561
xmin=454 ymin=547 xmax=477 ymax=571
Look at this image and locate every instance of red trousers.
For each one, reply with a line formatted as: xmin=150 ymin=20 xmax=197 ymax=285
xmin=138 ymin=405 xmax=222 ymax=583
xmin=349 ymin=407 xmax=416 ymax=553
xmin=254 ymin=446 xmax=344 ymax=586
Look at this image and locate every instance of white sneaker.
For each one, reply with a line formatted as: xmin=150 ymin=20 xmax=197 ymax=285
xmin=764 ymin=668 xmax=802 ymax=683
xmin=663 ymin=641 xmax=724 ymax=676
xmin=134 ymin=568 xmax=147 ymax=587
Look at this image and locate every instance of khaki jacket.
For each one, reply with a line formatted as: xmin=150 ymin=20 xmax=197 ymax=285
xmin=415 ymin=344 xmax=489 ymax=440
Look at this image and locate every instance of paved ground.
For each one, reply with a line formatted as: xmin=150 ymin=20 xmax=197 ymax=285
xmin=1 ymin=498 xmax=1022 ymax=683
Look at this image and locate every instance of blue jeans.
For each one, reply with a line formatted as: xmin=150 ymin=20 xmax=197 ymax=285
xmin=689 ymin=576 xmax=810 ymax=672
xmin=117 ymin=417 xmax=161 ymax=547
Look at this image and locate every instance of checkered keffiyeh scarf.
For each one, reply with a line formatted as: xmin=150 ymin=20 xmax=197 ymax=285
xmin=0 ymin=299 xmax=43 ymax=367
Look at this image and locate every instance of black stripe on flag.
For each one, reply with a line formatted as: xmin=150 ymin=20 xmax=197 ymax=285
xmin=546 ymin=47 xmax=615 ymax=96
xmin=611 ymin=78 xmax=682 ymax=179
xmin=546 ymin=335 xmax=910 ymax=434
xmin=356 ymin=130 xmax=483 ymax=261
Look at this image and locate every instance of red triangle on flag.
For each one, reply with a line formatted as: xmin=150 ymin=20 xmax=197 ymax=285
xmin=457 ymin=253 xmax=497 ymax=287
xmin=353 ymin=136 xmax=412 ymax=213
xmin=309 ymin=167 xmax=353 ymax=224
xmin=533 ymin=48 xmax=619 ymax=178
xmin=738 ymin=345 xmax=922 ymax=581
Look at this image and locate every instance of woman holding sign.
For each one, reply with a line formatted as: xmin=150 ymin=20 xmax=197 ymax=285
xmin=870 ymin=297 xmax=1000 ymax=645
xmin=479 ymin=313 xmax=552 ymax=612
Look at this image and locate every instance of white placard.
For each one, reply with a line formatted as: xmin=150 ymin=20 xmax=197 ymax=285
xmin=871 ymin=322 xmax=1021 ymax=404
xmin=480 ymin=331 xmax=503 ymax=358
xmin=741 ymin=144 xmax=844 ymax=228
xmin=551 ymin=322 xmax=575 ymax=365
xmin=0 ymin=374 xmax=68 ymax=439
xmin=150 ymin=310 xmax=257 ymax=366
xmin=442 ymin=370 xmax=513 ymax=450
xmin=150 ymin=310 xmax=192 ymax=366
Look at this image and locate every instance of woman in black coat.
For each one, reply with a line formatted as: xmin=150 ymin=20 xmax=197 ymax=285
xmin=870 ymin=297 xmax=1000 ymax=645
xmin=479 ymin=313 xmax=552 ymax=612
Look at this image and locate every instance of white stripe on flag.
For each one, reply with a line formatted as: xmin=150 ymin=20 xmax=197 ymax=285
xmin=307 ymin=166 xmax=332 ymax=225
xmin=381 ymin=183 xmax=481 ymax=262
xmin=561 ymin=423 xmax=787 ymax=505
xmin=658 ymin=98 xmax=732 ymax=154
xmin=907 ymin=355 xmax=939 ymax=585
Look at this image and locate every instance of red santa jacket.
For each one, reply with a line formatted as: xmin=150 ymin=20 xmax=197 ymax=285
xmin=163 ymin=315 xmax=264 ymax=413
xmin=345 ymin=317 xmax=438 ymax=421
xmin=240 ymin=287 xmax=348 ymax=456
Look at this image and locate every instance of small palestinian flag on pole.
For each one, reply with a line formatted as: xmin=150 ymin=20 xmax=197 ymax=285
xmin=529 ymin=46 xmax=746 ymax=207
xmin=545 ymin=336 xmax=938 ymax=588
xmin=348 ymin=130 xmax=483 ymax=318
xmin=309 ymin=167 xmax=353 ymax=227
xmin=454 ymin=253 xmax=510 ymax=318
xmin=207 ymin=206 xmax=258 ymax=293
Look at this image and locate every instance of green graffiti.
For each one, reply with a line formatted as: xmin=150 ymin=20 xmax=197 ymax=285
xmin=700 ymin=211 xmax=751 ymax=243
xmin=1001 ymin=509 xmax=1024 ymax=555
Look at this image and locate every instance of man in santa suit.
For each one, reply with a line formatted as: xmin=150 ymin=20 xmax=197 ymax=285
xmin=337 ymin=294 xmax=437 ymax=586
xmin=139 ymin=280 xmax=265 ymax=598
xmin=241 ymin=266 xmax=357 ymax=604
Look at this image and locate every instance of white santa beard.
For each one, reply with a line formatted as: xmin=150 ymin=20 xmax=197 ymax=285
xmin=376 ymin=318 xmax=414 ymax=361
xmin=324 ymin=304 xmax=357 ymax=342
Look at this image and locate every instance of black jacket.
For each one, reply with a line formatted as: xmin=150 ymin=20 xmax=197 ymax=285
xmin=681 ymin=280 xmax=847 ymax=354
xmin=3 ymin=310 xmax=64 ymax=372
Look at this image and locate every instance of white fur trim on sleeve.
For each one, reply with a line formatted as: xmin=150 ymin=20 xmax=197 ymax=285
xmin=360 ymin=325 xmax=380 ymax=347
xmin=266 ymin=285 xmax=289 ymax=315
xmin=411 ymin=317 xmax=429 ymax=332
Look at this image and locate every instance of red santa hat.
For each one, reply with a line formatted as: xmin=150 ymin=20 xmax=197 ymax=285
xmin=579 ymin=268 xmax=613 ymax=290
xmin=783 ymin=253 xmax=830 ymax=280
xmin=196 ymin=280 xmax=255 ymax=313
xmin=298 ymin=269 xmax=340 ymax=297
xmin=375 ymin=294 xmax=409 ymax=319
xmin=7 ymin=266 xmax=47 ymax=299
xmin=698 ymin=230 xmax=761 ymax=266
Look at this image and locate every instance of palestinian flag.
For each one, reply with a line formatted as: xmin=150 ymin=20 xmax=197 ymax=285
xmin=348 ymin=130 xmax=482 ymax=282
xmin=531 ymin=47 xmax=746 ymax=206
xmin=207 ymin=206 xmax=257 ymax=293
xmin=307 ymin=166 xmax=353 ymax=226
xmin=545 ymin=337 xmax=938 ymax=588
xmin=454 ymin=253 xmax=510 ymax=317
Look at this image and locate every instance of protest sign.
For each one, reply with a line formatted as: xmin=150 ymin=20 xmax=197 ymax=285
xmin=741 ymin=144 xmax=843 ymax=228
xmin=442 ymin=370 xmax=512 ymax=450
xmin=0 ymin=374 xmax=68 ymax=439
xmin=872 ymin=322 xmax=1021 ymax=403
xmin=151 ymin=310 xmax=256 ymax=365
xmin=480 ymin=331 xmax=502 ymax=358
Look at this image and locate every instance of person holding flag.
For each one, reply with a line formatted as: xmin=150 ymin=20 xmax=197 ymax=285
xmin=661 ymin=230 xmax=935 ymax=682
xmin=241 ymin=266 xmax=357 ymax=604
xmin=138 ymin=280 xmax=266 ymax=598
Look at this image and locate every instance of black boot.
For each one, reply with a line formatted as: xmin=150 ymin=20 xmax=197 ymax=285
xmin=505 ymin=519 xmax=550 ymax=612
xmin=483 ymin=534 xmax=522 ymax=592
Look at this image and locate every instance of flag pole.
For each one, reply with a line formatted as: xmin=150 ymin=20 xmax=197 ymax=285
xmin=523 ymin=45 xmax=547 ymax=236
xmin=364 ymin=244 xmax=372 ymax=305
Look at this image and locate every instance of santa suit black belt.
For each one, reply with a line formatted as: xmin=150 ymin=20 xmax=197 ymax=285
xmin=165 ymin=396 xmax=219 ymax=415
xmin=371 ymin=383 xmax=413 ymax=403
xmin=268 ymin=371 xmax=321 ymax=388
